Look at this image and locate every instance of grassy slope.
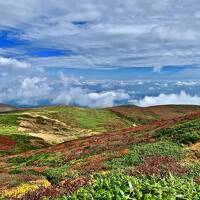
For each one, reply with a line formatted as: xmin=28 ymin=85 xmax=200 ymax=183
xmin=1 ymin=104 xmax=199 ymax=156
xmin=108 ymin=105 xmax=200 ymax=124
xmin=1 ymin=105 xmax=200 ymax=199
xmin=26 ymin=106 xmax=133 ymax=131
xmin=0 ymin=106 xmax=133 ymax=155
xmin=0 ymin=112 xmax=50 ymax=156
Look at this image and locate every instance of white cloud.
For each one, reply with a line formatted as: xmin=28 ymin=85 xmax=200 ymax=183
xmin=0 ymin=77 xmax=52 ymax=105
xmin=152 ymin=23 xmax=200 ymax=42
xmin=19 ymin=77 xmax=52 ymax=104
xmin=153 ymin=65 xmax=163 ymax=72
xmin=175 ymin=81 xmax=200 ymax=86
xmin=137 ymin=81 xmax=144 ymax=85
xmin=0 ymin=57 xmax=30 ymax=69
xmin=1 ymin=0 xmax=200 ymax=111
xmin=134 ymin=91 xmax=200 ymax=107
xmin=59 ymin=72 xmax=82 ymax=86
xmin=0 ymin=74 xmax=130 ymax=107
xmin=0 ymin=70 xmax=200 ymax=108
xmin=0 ymin=0 xmax=200 ymax=69
xmin=53 ymin=88 xmax=129 ymax=108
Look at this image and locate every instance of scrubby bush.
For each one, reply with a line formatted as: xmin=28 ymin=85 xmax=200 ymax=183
xmin=42 ymin=164 xmax=70 ymax=185
xmin=108 ymin=140 xmax=182 ymax=168
xmin=187 ymin=163 xmax=200 ymax=179
xmin=8 ymin=153 xmax=62 ymax=167
xmin=128 ymin=156 xmax=187 ymax=177
xmin=57 ymin=173 xmax=200 ymax=200
xmin=156 ymin=118 xmax=200 ymax=144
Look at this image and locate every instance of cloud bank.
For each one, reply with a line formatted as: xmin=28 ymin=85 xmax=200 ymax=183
xmin=53 ymin=89 xmax=129 ymax=108
xmin=1 ymin=71 xmax=200 ymax=108
xmin=0 ymin=74 xmax=130 ymax=108
xmin=135 ymin=91 xmax=200 ymax=107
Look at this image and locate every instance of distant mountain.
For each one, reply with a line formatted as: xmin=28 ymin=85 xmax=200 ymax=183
xmin=0 ymin=103 xmax=16 ymax=112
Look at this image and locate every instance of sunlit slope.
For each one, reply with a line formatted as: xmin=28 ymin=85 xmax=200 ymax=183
xmin=1 ymin=105 xmax=200 ymax=199
xmin=1 ymin=105 xmax=200 ymax=156
xmin=1 ymin=108 xmax=200 ymax=199
xmin=108 ymin=105 xmax=200 ymax=124
xmin=0 ymin=106 xmax=133 ymax=155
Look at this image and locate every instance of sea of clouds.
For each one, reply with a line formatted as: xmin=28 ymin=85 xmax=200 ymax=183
xmin=1 ymin=69 xmax=200 ymax=107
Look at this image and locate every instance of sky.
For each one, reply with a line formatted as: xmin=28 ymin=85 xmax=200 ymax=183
xmin=0 ymin=0 xmax=200 ymax=108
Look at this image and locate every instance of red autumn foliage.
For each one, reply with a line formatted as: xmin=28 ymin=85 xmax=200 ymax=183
xmin=153 ymin=112 xmax=200 ymax=128
xmin=195 ymin=176 xmax=200 ymax=185
xmin=10 ymin=187 xmax=61 ymax=200
xmin=129 ymin=156 xmax=187 ymax=177
xmin=0 ymin=135 xmax=16 ymax=150
xmin=2 ymin=111 xmax=200 ymax=178
xmin=12 ymin=177 xmax=90 ymax=200
xmin=20 ymin=166 xmax=49 ymax=173
xmin=60 ymin=177 xmax=90 ymax=194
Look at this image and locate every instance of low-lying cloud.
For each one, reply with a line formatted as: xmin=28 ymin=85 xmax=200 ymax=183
xmin=135 ymin=91 xmax=200 ymax=107
xmin=1 ymin=71 xmax=200 ymax=108
xmin=53 ymin=88 xmax=129 ymax=108
xmin=0 ymin=74 xmax=130 ymax=108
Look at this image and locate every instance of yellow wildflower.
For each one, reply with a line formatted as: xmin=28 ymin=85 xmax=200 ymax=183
xmin=1 ymin=179 xmax=51 ymax=198
xmin=98 ymin=170 xmax=110 ymax=175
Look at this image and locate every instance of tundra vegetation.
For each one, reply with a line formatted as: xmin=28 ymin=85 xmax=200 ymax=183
xmin=0 ymin=105 xmax=200 ymax=199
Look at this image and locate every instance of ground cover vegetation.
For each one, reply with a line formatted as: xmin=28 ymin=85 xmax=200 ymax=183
xmin=0 ymin=105 xmax=200 ymax=199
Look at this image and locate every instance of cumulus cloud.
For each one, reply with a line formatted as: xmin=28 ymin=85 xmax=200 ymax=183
xmin=0 ymin=77 xmax=52 ymax=105
xmin=1 ymin=0 xmax=200 ymax=110
xmin=19 ymin=77 xmax=52 ymax=105
xmin=0 ymin=57 xmax=30 ymax=69
xmin=53 ymin=88 xmax=129 ymax=108
xmin=53 ymin=73 xmax=130 ymax=107
xmin=0 ymin=74 xmax=130 ymax=107
xmin=134 ymin=91 xmax=200 ymax=107
xmin=1 ymin=70 xmax=200 ymax=108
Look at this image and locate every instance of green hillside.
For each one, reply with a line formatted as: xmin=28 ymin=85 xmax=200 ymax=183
xmin=0 ymin=105 xmax=200 ymax=199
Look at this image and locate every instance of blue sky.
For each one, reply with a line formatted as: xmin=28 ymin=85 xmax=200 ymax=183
xmin=0 ymin=0 xmax=200 ymax=107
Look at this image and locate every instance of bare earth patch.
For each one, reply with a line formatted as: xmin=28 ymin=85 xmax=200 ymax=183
xmin=184 ymin=142 xmax=200 ymax=163
xmin=18 ymin=113 xmax=99 ymax=144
